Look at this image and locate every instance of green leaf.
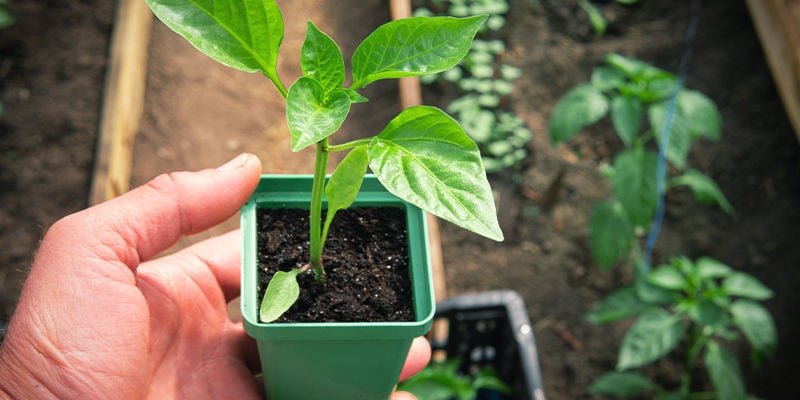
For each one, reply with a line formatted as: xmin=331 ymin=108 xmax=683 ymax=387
xmin=606 ymin=53 xmax=673 ymax=82
xmin=351 ymin=16 xmax=487 ymax=88
xmin=301 ymin=22 xmax=345 ymax=95
xmin=548 ymin=83 xmax=609 ymax=145
xmin=611 ymin=95 xmax=643 ymax=145
xmin=686 ymin=299 xmax=726 ymax=327
xmin=586 ymin=287 xmax=647 ymax=324
xmin=704 ymin=342 xmax=747 ymax=400
xmin=648 ymin=100 xmax=692 ymax=170
xmin=326 ymin=146 xmax=369 ymax=214
xmin=589 ymin=371 xmax=658 ymax=398
xmin=589 ymin=200 xmax=635 ymax=269
xmin=144 ymin=0 xmax=285 ymax=91
xmin=345 ymin=88 xmax=369 ymax=103
xmin=259 ymin=269 xmax=302 ymax=323
xmin=286 ymin=77 xmax=351 ymax=151
xmin=611 ymin=146 xmax=658 ymax=227
xmin=679 ymin=89 xmax=722 ymax=140
xmin=670 ymin=169 xmax=734 ymax=215
xmin=617 ymin=307 xmax=687 ymax=370
xmin=646 ymin=265 xmax=687 ymax=291
xmin=723 ymin=272 xmax=773 ymax=300
xmin=591 ymin=66 xmax=626 ymax=91
xmin=731 ymin=300 xmax=777 ymax=358
xmin=635 ymin=278 xmax=681 ymax=305
xmin=368 ymin=106 xmax=503 ymax=241
xmin=696 ymin=257 xmax=733 ymax=280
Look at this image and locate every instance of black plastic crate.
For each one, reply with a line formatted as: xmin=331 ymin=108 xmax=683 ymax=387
xmin=431 ymin=290 xmax=545 ymax=400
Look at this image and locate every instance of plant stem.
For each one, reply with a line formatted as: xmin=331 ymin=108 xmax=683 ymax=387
xmin=309 ymin=138 xmax=329 ymax=284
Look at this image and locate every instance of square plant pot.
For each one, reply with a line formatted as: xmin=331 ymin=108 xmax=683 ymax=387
xmin=241 ymin=174 xmax=436 ymax=400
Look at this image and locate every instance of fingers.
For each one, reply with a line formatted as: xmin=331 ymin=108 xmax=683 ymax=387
xmin=156 ymin=229 xmax=242 ymax=302
xmin=48 ymin=153 xmax=261 ymax=270
xmin=390 ymin=391 xmax=418 ymax=400
xmin=398 ymin=337 xmax=431 ymax=381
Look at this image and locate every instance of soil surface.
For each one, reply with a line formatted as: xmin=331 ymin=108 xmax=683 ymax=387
xmin=1 ymin=0 xmax=799 ymax=399
xmin=257 ymin=207 xmax=414 ymax=323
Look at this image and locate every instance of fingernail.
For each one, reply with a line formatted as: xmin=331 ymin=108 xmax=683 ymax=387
xmin=217 ymin=153 xmax=249 ymax=171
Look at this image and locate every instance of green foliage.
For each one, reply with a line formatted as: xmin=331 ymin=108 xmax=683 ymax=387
xmin=0 ymin=0 xmax=14 ymax=30
xmin=397 ymin=358 xmax=512 ymax=400
xmin=549 ymin=53 xmax=728 ymax=268
xmin=586 ymin=257 xmax=777 ymax=399
xmin=414 ymin=0 xmax=533 ymax=172
xmin=146 ymin=0 xmax=502 ymax=322
xmin=576 ymin=0 xmax=641 ymax=37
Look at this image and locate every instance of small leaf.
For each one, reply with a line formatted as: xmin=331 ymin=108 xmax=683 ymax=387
xmin=723 ymin=272 xmax=773 ymax=300
xmin=669 ymin=169 xmax=734 ymax=215
xmin=617 ymin=308 xmax=687 ymax=370
xmin=145 ymin=0 xmax=285 ymax=90
xmin=549 ymin=83 xmax=609 ymax=145
xmin=611 ymin=146 xmax=658 ymax=227
xmin=635 ymin=279 xmax=680 ymax=305
xmin=589 ymin=371 xmax=658 ymax=398
xmin=259 ymin=269 xmax=302 ymax=323
xmin=646 ymin=265 xmax=687 ymax=291
xmin=686 ymin=299 xmax=726 ymax=327
xmin=704 ymin=342 xmax=747 ymax=400
xmin=606 ymin=53 xmax=673 ymax=82
xmin=286 ymin=77 xmax=351 ymax=151
xmin=368 ymin=106 xmax=503 ymax=241
xmin=352 ymin=16 xmax=487 ymax=88
xmin=326 ymin=146 xmax=369 ymax=214
xmin=611 ymin=95 xmax=643 ymax=145
xmin=345 ymin=88 xmax=369 ymax=103
xmin=301 ymin=22 xmax=345 ymax=94
xmin=586 ymin=287 xmax=647 ymax=324
xmin=591 ymin=66 xmax=626 ymax=91
xmin=589 ymin=200 xmax=634 ymax=269
xmin=679 ymin=89 xmax=722 ymax=140
xmin=731 ymin=300 xmax=777 ymax=358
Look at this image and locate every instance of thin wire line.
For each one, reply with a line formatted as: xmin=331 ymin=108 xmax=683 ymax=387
xmin=641 ymin=0 xmax=702 ymax=274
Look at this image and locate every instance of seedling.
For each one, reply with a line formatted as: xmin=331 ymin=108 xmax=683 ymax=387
xmin=586 ymin=256 xmax=776 ymax=399
xmin=144 ymin=0 xmax=503 ymax=322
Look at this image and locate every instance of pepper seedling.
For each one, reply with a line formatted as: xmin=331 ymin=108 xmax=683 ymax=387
xmin=145 ymin=0 xmax=504 ymax=322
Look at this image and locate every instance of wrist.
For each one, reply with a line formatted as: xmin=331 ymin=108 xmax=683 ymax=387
xmin=0 ymin=331 xmax=57 ymax=399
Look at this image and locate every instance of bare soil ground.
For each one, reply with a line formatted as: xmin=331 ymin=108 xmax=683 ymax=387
xmin=1 ymin=0 xmax=798 ymax=399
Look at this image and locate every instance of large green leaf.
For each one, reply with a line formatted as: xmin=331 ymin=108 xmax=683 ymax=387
xmin=368 ymin=106 xmax=503 ymax=241
xmin=704 ymin=342 xmax=747 ymax=400
xmin=617 ymin=308 xmax=687 ymax=370
xmin=670 ymin=169 xmax=734 ymax=215
xmin=589 ymin=371 xmax=658 ymax=398
xmin=286 ymin=77 xmax=351 ymax=151
xmin=731 ymin=300 xmax=777 ymax=357
xmin=723 ymin=272 xmax=773 ymax=300
xmin=549 ymin=83 xmax=609 ymax=145
xmin=695 ymin=257 xmax=733 ymax=280
xmin=351 ymin=16 xmax=487 ymax=88
xmin=586 ymin=287 xmax=647 ymax=324
xmin=611 ymin=95 xmax=643 ymax=145
xmin=145 ymin=0 xmax=284 ymax=89
xmin=301 ymin=22 xmax=345 ymax=95
xmin=646 ymin=264 xmax=687 ymax=291
xmin=259 ymin=269 xmax=302 ymax=323
xmin=589 ymin=200 xmax=634 ymax=269
xmin=611 ymin=146 xmax=658 ymax=227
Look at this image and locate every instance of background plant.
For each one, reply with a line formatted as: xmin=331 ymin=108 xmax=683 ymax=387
xmin=576 ymin=0 xmax=640 ymax=37
xmin=414 ymin=0 xmax=532 ymax=172
xmin=144 ymin=0 xmax=503 ymax=323
xmin=548 ymin=53 xmax=777 ymax=399
xmin=397 ymin=357 xmax=512 ymax=400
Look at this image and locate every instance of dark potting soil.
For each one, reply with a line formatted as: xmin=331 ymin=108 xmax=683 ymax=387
xmin=256 ymin=207 xmax=415 ymax=323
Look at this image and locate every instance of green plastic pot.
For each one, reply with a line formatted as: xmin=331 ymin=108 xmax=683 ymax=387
xmin=241 ymin=174 xmax=436 ymax=400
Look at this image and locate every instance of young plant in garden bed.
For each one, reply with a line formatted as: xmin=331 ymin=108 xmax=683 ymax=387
xmin=586 ymin=256 xmax=776 ymax=399
xmin=144 ymin=0 xmax=503 ymax=322
xmin=397 ymin=357 xmax=512 ymax=400
xmin=549 ymin=53 xmax=730 ymax=270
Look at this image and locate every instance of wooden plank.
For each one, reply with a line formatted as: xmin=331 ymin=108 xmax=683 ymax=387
xmin=746 ymin=0 xmax=800 ymax=141
xmin=89 ymin=0 xmax=153 ymax=205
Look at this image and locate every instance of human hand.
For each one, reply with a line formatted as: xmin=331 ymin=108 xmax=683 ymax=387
xmin=0 ymin=154 xmax=430 ymax=399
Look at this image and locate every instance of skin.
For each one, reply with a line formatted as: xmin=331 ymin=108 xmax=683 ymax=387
xmin=0 ymin=153 xmax=430 ymax=399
